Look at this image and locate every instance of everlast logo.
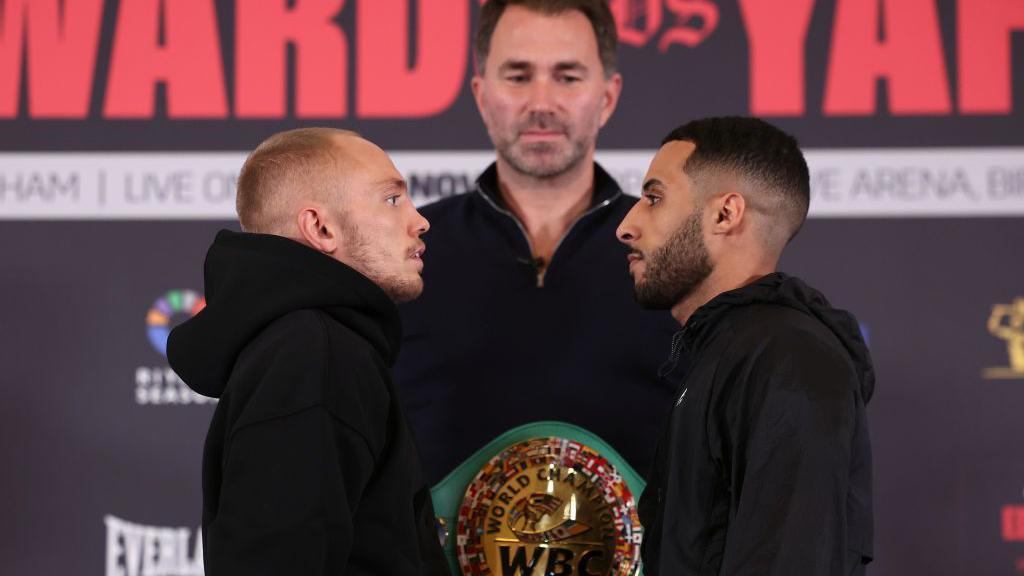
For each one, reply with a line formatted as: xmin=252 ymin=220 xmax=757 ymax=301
xmin=457 ymin=438 xmax=641 ymax=576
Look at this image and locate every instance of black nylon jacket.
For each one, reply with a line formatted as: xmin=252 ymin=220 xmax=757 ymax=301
xmin=167 ymin=230 xmax=448 ymax=576
xmin=640 ymin=273 xmax=874 ymax=576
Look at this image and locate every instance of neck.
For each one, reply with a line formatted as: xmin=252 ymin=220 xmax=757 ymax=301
xmin=670 ymin=264 xmax=775 ymax=327
xmin=494 ymin=154 xmax=596 ymax=264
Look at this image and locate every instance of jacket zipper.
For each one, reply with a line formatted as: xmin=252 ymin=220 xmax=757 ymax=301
xmin=476 ymin=189 xmax=620 ymax=287
xmin=658 ymin=328 xmax=688 ymax=379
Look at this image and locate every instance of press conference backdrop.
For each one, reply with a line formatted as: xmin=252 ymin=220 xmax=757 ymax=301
xmin=1 ymin=0 xmax=1022 ymax=574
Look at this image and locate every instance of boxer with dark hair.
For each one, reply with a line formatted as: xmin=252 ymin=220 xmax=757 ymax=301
xmin=619 ymin=117 xmax=874 ymax=575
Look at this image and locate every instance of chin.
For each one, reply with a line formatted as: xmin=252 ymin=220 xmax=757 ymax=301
xmin=387 ymin=277 xmax=424 ymax=304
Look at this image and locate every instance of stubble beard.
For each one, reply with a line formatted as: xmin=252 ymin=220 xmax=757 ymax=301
xmin=634 ymin=209 xmax=713 ymax=310
xmin=341 ymin=222 xmax=423 ymax=304
xmin=492 ymin=112 xmax=597 ymax=180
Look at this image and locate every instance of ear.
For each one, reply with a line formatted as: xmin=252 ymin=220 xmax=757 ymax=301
xmin=471 ymin=74 xmax=487 ymax=120
xmin=709 ymin=192 xmax=746 ymax=235
xmin=296 ymin=205 xmax=341 ymax=255
xmin=598 ymin=72 xmax=623 ymax=128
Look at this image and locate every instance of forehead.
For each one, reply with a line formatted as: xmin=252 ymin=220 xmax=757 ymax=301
xmin=646 ymin=140 xmax=697 ymax=188
xmin=487 ymin=6 xmax=601 ymax=68
xmin=332 ymin=136 xmax=400 ymax=177
xmin=328 ymin=136 xmax=404 ymax=197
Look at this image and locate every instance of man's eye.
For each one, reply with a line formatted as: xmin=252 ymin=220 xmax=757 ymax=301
xmin=559 ymin=75 xmax=582 ymax=84
xmin=506 ymin=75 xmax=528 ymax=83
xmin=386 ymin=195 xmax=400 ymax=206
xmin=645 ymin=194 xmax=661 ymax=206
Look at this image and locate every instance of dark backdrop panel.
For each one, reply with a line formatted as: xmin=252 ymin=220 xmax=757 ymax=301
xmin=2 ymin=219 xmax=1022 ymax=574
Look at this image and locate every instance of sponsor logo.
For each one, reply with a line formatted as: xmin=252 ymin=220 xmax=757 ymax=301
xmin=136 ymin=290 xmax=215 ymax=405
xmin=859 ymin=323 xmax=870 ymax=346
xmin=146 ymin=290 xmax=205 ymax=356
xmin=1004 ymin=505 xmax=1024 ymax=542
xmin=104 ymin=515 xmax=203 ymax=576
xmin=456 ymin=437 xmax=642 ymax=576
xmin=983 ymin=298 xmax=1024 ymax=380
xmin=675 ymin=388 xmax=688 ymax=407
xmin=1003 ymin=500 xmax=1024 ymax=574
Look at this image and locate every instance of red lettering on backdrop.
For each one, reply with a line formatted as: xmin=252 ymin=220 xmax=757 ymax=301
xmin=236 ymin=0 xmax=347 ymax=118
xmin=611 ymin=0 xmax=718 ymax=51
xmin=104 ymin=0 xmax=226 ymax=118
xmin=356 ymin=0 xmax=468 ymax=118
xmin=824 ymin=0 xmax=951 ymax=116
xmin=958 ymin=0 xmax=1024 ymax=114
xmin=660 ymin=0 xmax=719 ymax=51
xmin=611 ymin=0 xmax=662 ymax=47
xmin=0 ymin=0 xmax=104 ymax=118
xmin=1004 ymin=506 xmax=1024 ymax=541
xmin=738 ymin=0 xmax=815 ymax=116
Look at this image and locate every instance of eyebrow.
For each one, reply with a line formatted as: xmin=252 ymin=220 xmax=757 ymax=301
xmin=553 ymin=61 xmax=587 ymax=74
xmin=497 ymin=60 xmax=589 ymax=74
xmin=642 ymin=179 xmax=664 ymax=193
xmin=376 ymin=178 xmax=407 ymax=194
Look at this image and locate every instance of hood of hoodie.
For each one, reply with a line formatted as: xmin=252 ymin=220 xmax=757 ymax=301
xmin=167 ymin=230 xmax=402 ymax=399
xmin=681 ymin=272 xmax=875 ymax=403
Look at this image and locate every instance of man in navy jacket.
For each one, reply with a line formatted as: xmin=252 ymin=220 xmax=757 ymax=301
xmin=394 ymin=0 xmax=679 ymax=483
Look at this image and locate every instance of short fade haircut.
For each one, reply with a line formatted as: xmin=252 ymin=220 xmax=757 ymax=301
xmin=662 ymin=116 xmax=810 ymax=245
xmin=236 ymin=127 xmax=356 ymax=233
xmin=474 ymin=0 xmax=618 ymax=77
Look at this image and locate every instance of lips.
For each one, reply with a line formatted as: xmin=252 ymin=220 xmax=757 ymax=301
xmin=517 ymin=117 xmax=567 ymax=139
xmin=409 ymin=244 xmax=426 ymax=260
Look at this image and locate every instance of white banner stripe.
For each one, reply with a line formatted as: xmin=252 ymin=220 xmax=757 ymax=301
xmin=0 ymin=148 xmax=1022 ymax=219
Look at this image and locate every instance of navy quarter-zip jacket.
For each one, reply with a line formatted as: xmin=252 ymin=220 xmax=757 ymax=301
xmin=395 ymin=162 xmax=680 ymax=482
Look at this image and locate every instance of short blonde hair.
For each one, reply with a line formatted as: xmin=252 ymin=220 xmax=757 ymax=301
xmin=235 ymin=127 xmax=358 ymax=233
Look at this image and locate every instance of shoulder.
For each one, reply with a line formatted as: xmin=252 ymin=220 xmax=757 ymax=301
xmin=717 ymin=304 xmax=859 ymax=392
xmin=240 ymin=309 xmax=330 ymax=375
xmin=262 ymin=307 xmax=328 ymax=344
xmin=418 ymin=192 xmax=479 ymax=223
xmin=223 ymin=310 xmax=331 ymax=428
xmin=229 ymin=310 xmax=390 ymax=452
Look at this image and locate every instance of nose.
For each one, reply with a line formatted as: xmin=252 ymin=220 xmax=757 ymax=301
xmin=412 ymin=208 xmax=429 ymax=236
xmin=526 ymin=77 xmax=555 ymax=113
xmin=616 ymin=205 xmax=639 ymax=244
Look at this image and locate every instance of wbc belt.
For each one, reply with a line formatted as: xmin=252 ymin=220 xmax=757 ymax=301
xmin=430 ymin=421 xmax=645 ymax=576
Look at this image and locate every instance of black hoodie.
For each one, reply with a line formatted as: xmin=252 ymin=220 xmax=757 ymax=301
xmin=639 ymin=273 xmax=874 ymax=576
xmin=168 ymin=230 xmax=448 ymax=576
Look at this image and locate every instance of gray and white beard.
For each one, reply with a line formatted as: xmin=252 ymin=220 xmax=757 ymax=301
xmin=492 ymin=112 xmax=596 ymax=180
xmin=635 ymin=209 xmax=713 ymax=310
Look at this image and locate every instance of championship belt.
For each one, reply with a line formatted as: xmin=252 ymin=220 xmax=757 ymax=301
xmin=431 ymin=421 xmax=645 ymax=576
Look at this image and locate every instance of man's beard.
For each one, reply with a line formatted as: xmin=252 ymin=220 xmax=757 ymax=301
xmin=341 ymin=223 xmax=422 ymax=304
xmin=492 ymin=112 xmax=595 ymax=179
xmin=634 ymin=209 xmax=713 ymax=310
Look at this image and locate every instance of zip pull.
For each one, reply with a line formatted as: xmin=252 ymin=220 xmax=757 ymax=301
xmin=657 ymin=329 xmax=687 ymax=379
xmin=477 ymin=187 xmax=618 ymax=290
xmin=516 ymin=257 xmax=546 ymax=287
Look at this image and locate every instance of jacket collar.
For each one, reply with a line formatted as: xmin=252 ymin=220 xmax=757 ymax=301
xmin=665 ymin=272 xmax=875 ymax=402
xmin=474 ymin=162 xmax=622 ymax=210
